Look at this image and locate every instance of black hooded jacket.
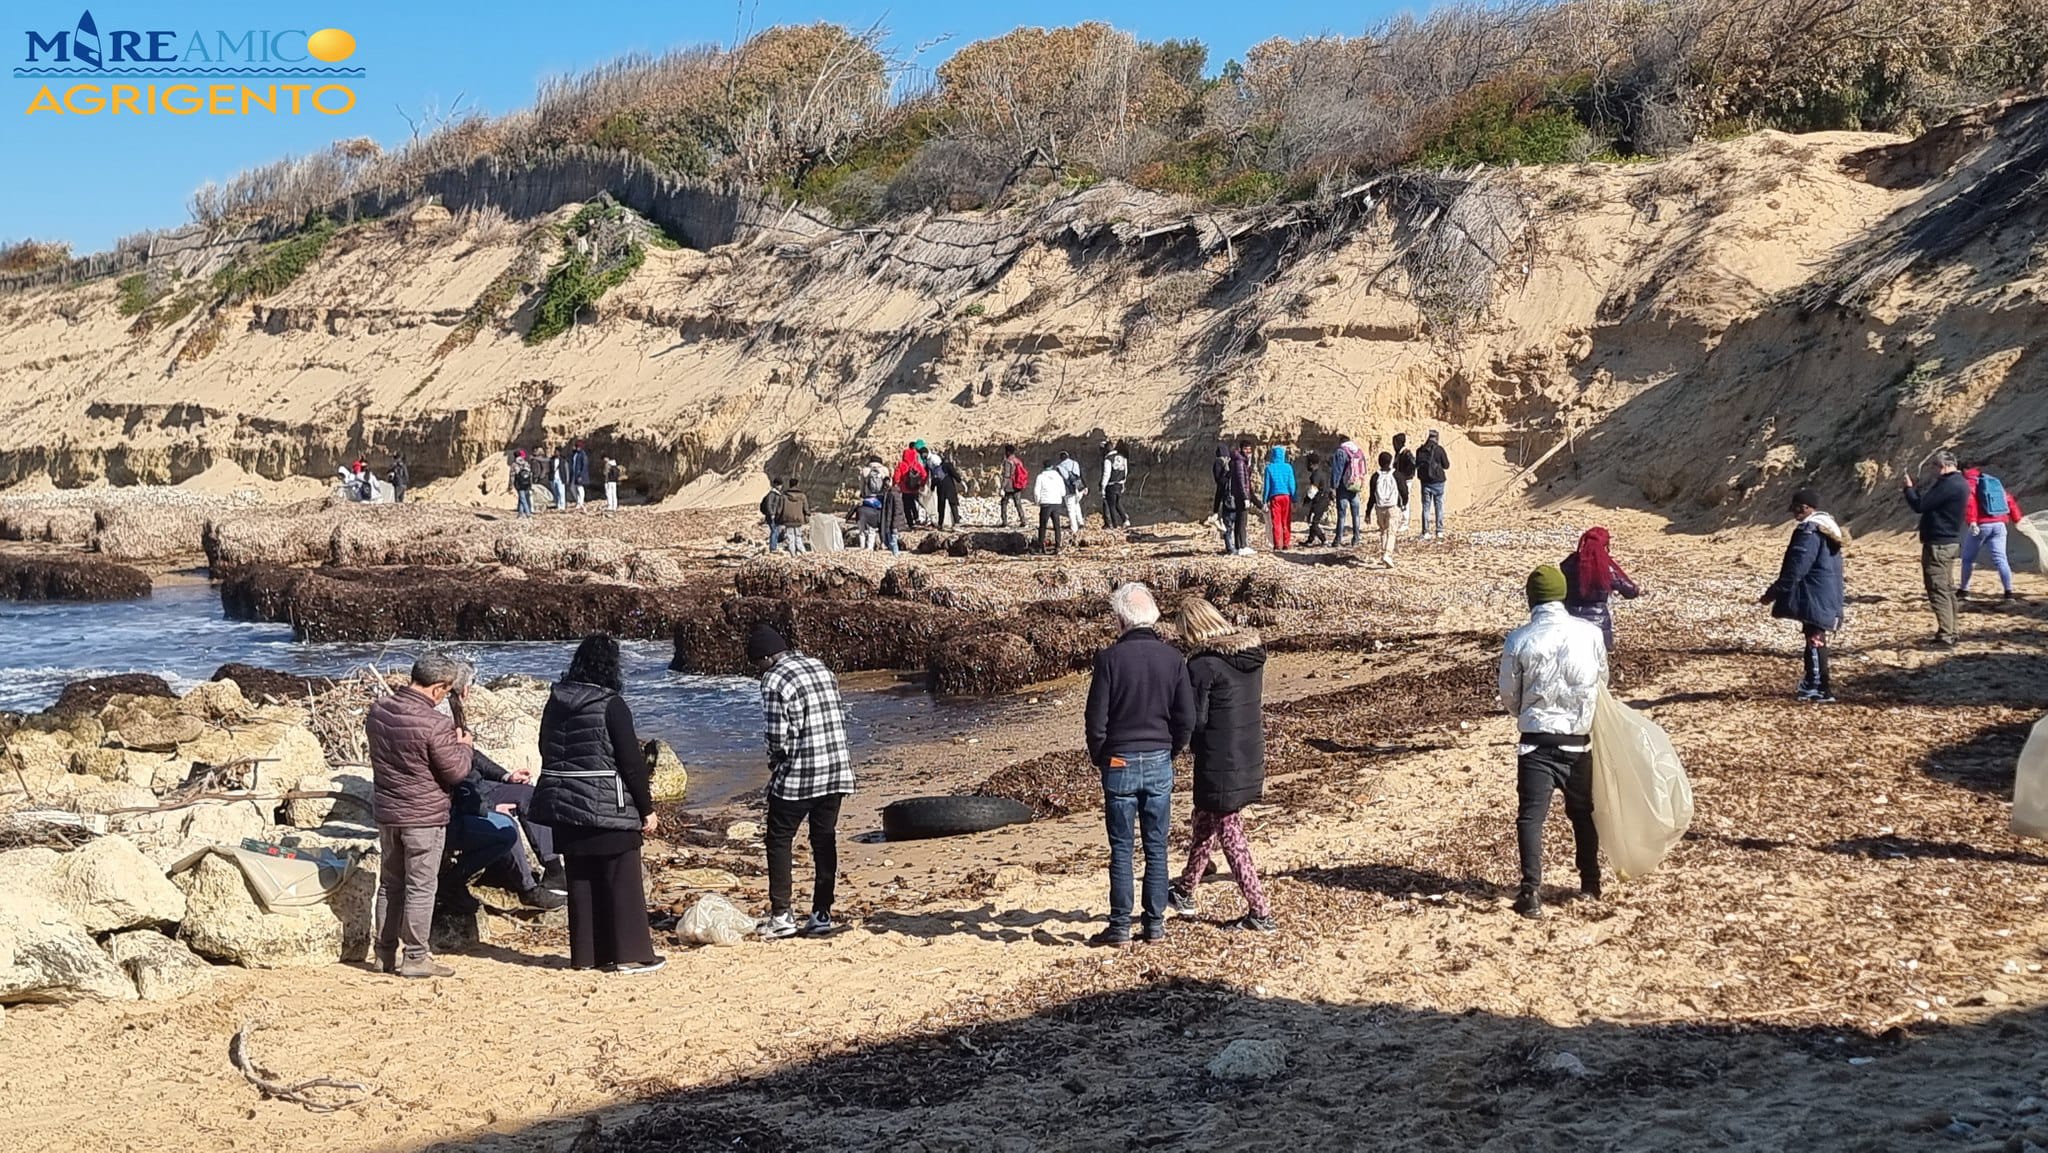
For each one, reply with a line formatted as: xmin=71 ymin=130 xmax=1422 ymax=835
xmin=1187 ymin=634 xmax=1267 ymax=813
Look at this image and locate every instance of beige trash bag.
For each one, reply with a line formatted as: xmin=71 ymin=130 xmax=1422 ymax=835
xmin=1588 ymin=686 xmax=1694 ymax=879
xmin=676 ymin=894 xmax=757 ymax=947
xmin=2011 ymin=715 xmax=2048 ymax=839
xmin=809 ymin=513 xmax=845 ymax=553
xmin=170 ymin=843 xmax=356 ymax=911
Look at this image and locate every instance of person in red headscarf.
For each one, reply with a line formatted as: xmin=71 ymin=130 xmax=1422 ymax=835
xmin=1562 ymin=527 xmax=1640 ymax=650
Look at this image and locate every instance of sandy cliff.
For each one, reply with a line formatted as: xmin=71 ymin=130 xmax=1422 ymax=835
xmin=3 ymin=99 xmax=2044 ymax=525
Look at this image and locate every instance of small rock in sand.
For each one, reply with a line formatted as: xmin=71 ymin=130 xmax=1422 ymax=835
xmin=1540 ymin=1051 xmax=1590 ymax=1078
xmin=673 ymin=868 xmax=740 ymax=890
xmin=725 ymin=821 xmax=762 ymax=842
xmin=1206 ymin=1038 xmax=1289 ymax=1082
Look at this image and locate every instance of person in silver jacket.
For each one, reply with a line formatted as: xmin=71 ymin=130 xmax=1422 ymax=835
xmin=1498 ymin=563 xmax=1609 ymax=919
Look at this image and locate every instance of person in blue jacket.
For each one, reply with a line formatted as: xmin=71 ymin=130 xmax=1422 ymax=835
xmin=1759 ymin=487 xmax=1846 ymax=703
xmin=1260 ymin=446 xmax=1297 ymax=550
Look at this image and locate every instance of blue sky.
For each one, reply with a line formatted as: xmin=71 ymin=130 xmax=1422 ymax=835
xmin=1 ymin=1 xmax=1405 ymax=253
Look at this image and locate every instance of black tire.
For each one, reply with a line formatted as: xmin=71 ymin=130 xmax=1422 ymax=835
xmin=881 ymin=796 xmax=1035 ymax=841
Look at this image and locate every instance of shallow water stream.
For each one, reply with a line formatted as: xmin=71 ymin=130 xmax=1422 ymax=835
xmin=0 ymin=578 xmax=973 ymax=804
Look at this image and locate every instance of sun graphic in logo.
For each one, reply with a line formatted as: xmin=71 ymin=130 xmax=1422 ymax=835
xmin=306 ymin=28 xmax=356 ymax=63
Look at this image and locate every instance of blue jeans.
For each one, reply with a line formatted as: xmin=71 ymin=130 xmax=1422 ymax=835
xmin=769 ymin=523 xmax=784 ymax=551
xmin=1333 ymin=492 xmax=1362 ymax=545
xmin=443 ymin=811 xmax=518 ymax=885
xmin=1421 ymin=482 xmax=1447 ymax=536
xmin=885 ymin=532 xmax=900 ymax=555
xmin=1101 ymin=749 xmax=1174 ymax=936
xmin=515 ymin=489 xmax=533 ymax=517
xmin=551 ymin=480 xmax=566 ymax=510
xmin=1962 ymin=522 xmax=2013 ymax=593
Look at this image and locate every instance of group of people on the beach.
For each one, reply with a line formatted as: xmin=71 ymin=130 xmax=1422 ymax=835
xmin=360 ymin=438 xmax=2032 ymax=975
xmin=508 ymin=442 xmax=623 ymax=517
xmin=1212 ymin=429 xmax=1452 ymax=562
xmin=756 ymin=431 xmax=1454 ymax=559
xmin=365 ymin=621 xmax=855 ymax=977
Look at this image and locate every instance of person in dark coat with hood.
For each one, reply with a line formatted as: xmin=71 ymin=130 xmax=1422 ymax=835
xmin=1167 ymin=597 xmax=1276 ymax=932
xmin=1760 ymin=487 xmax=1847 ymax=703
xmin=528 ymin=635 xmax=665 ymax=974
xmin=1562 ymin=526 xmax=1641 ymax=650
xmin=1301 ymin=451 xmax=1333 ymax=546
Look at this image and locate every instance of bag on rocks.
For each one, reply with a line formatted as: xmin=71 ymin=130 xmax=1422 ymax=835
xmin=677 ymin=894 xmax=756 ymax=947
xmin=1588 ymin=687 xmax=1693 ymax=879
xmin=2014 ymin=513 xmax=2048 ymax=576
xmin=2011 ymin=715 xmax=2048 ymax=839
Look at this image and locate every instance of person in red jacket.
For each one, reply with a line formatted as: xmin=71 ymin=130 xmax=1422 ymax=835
xmin=892 ymin=443 xmax=929 ymax=529
xmin=1960 ymin=464 xmax=2026 ymax=600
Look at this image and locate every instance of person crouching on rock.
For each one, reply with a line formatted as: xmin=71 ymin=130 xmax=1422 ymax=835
xmin=1084 ymin=583 xmax=1195 ymax=947
xmin=1760 ymin=487 xmax=1846 ymax=704
xmin=528 ymin=635 xmax=665 ymax=975
xmin=1499 ymin=565 xmax=1608 ymax=919
xmin=445 ymin=662 xmax=567 ymax=912
xmin=749 ymin=625 xmax=854 ymax=940
xmin=366 ymin=651 xmax=475 ymax=978
xmin=1169 ymin=597 xmax=1275 ymax=933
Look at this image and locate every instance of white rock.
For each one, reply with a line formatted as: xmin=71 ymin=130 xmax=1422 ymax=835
xmin=1540 ymin=1051 xmax=1590 ymax=1078
xmin=105 ymin=929 xmax=216 ymax=1001
xmin=45 ymin=835 xmax=186 ymax=933
xmin=1206 ymin=1038 xmax=1289 ymax=1081
xmin=176 ymin=853 xmax=344 ymax=969
xmin=0 ymin=847 xmax=60 ymax=897
xmin=177 ymin=679 xmax=249 ymax=722
xmin=0 ymin=892 xmax=136 ymax=1004
xmin=179 ymin=722 xmax=327 ymax=794
xmin=726 ymin=821 xmax=762 ymax=842
xmin=281 ymin=768 xmax=373 ymax=829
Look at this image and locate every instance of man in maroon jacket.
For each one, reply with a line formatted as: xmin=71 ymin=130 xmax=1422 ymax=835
xmin=366 ymin=652 xmax=474 ymax=977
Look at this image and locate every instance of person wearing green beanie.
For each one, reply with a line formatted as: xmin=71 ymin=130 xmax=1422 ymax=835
xmin=1499 ymin=563 xmax=1609 ymax=918
xmin=1526 ymin=563 xmax=1568 ymax=607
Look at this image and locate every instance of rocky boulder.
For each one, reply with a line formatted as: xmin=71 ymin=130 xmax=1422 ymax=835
xmin=45 ymin=835 xmax=186 ymax=934
xmin=175 ymin=853 xmax=345 ymax=969
xmin=51 ymin=674 xmax=174 ymax=715
xmin=280 ymin=768 xmax=373 ymax=829
xmin=647 ymin=740 xmax=689 ymax=802
xmin=177 ymin=678 xmax=251 ymax=721
xmin=105 ymin=930 xmax=216 ymax=1001
xmin=102 ymin=698 xmax=206 ymax=752
xmin=0 ymin=892 xmax=136 ymax=1004
xmin=179 ymin=721 xmax=327 ymax=794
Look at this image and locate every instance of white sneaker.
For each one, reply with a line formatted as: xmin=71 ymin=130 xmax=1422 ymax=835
xmin=610 ymin=956 xmax=667 ymax=976
xmin=1236 ymin=548 xmax=1256 ymax=557
xmin=757 ymin=912 xmax=798 ymax=940
xmin=799 ymin=912 xmax=838 ymax=938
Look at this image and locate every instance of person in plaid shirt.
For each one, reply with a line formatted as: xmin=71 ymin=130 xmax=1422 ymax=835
xmin=749 ymin=624 xmax=853 ymax=939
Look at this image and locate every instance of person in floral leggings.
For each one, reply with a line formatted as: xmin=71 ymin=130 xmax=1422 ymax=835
xmin=1168 ymin=597 xmax=1275 ymax=931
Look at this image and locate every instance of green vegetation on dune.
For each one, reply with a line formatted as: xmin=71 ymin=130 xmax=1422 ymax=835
xmin=212 ymin=217 xmax=339 ymax=302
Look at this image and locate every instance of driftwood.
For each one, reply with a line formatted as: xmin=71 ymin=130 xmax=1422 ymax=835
xmin=229 ymin=1022 xmax=373 ymax=1112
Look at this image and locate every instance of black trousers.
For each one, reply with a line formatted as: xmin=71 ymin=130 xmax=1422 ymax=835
xmin=903 ymin=492 xmax=923 ymax=527
xmin=1036 ymin=505 xmax=1064 ymax=553
xmin=935 ymin=482 xmax=961 ymax=529
xmin=564 ymin=846 xmax=656 ymax=969
xmin=1228 ymin=505 xmax=1249 ymax=552
xmin=1516 ymin=743 xmax=1599 ymax=890
xmin=1304 ymin=493 xmax=1331 ymax=543
xmin=766 ymin=793 xmax=845 ymax=916
xmin=1103 ymin=483 xmax=1129 ymax=528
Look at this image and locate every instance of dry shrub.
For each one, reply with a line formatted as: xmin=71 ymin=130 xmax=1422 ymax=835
xmin=0 ymin=239 xmax=72 ymax=274
xmin=1142 ymin=270 xmax=1210 ymax=321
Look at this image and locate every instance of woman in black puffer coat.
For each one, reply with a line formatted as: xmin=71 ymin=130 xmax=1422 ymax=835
xmin=529 ymin=634 xmax=664 ymax=974
xmin=1167 ymin=598 xmax=1276 ymax=932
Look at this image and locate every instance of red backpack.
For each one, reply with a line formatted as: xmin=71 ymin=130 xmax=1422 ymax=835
xmin=1008 ymin=457 xmax=1028 ymax=491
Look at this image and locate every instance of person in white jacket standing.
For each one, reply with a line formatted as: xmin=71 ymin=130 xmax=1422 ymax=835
xmin=1033 ymin=460 xmax=1071 ymax=554
xmin=1498 ymin=563 xmax=1609 ymax=919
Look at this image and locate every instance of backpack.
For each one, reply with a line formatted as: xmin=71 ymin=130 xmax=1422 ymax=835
xmin=1979 ymin=473 xmax=2010 ymax=519
xmin=1339 ymin=446 xmax=1366 ymax=491
xmin=900 ymin=465 xmax=926 ymax=495
xmin=760 ymin=490 xmax=784 ymax=520
xmin=1107 ymin=454 xmax=1128 ymax=485
xmin=1373 ymin=470 xmax=1398 ymax=508
xmin=513 ymin=466 xmax=532 ymax=491
xmin=1008 ymin=457 xmax=1028 ymax=491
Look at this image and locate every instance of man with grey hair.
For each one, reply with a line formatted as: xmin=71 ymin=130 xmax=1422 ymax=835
xmin=1904 ymin=449 xmax=1969 ymax=646
xmin=1083 ymin=582 xmax=1195 ymax=947
xmin=366 ymin=651 xmax=475 ymax=977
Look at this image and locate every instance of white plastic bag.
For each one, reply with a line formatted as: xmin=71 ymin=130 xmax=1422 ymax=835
xmin=2013 ymin=513 xmax=2048 ymax=576
xmin=1588 ymin=686 xmax=1694 ymax=879
xmin=809 ymin=513 xmax=845 ymax=553
xmin=2011 ymin=715 xmax=2048 ymax=839
xmin=676 ymin=893 xmax=757 ymax=947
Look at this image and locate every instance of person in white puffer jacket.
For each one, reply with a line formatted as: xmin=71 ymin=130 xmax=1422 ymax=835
xmin=1498 ymin=563 xmax=1609 ymax=920
xmin=1033 ymin=460 xmax=1071 ymax=554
